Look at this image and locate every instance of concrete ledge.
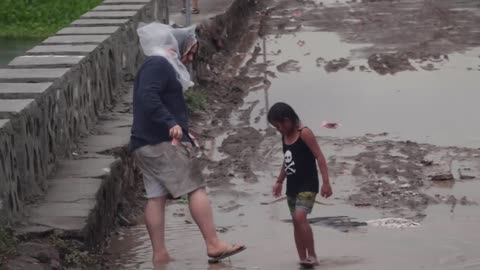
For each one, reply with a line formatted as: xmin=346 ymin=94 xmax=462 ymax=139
xmin=0 ymin=83 xmax=53 ymax=99
xmin=82 ymin=11 xmax=138 ymax=19
xmin=8 ymin=56 xmax=84 ymax=69
xmin=43 ymin=35 xmax=110 ymax=45
xmin=0 ymin=68 xmax=70 ymax=83
xmin=93 ymin=4 xmax=146 ymax=11
xmin=103 ymin=0 xmax=150 ymax=4
xmin=27 ymin=45 xmax=98 ymax=55
xmin=0 ymin=99 xmax=36 ymax=119
xmin=57 ymin=26 xmax=121 ymax=35
xmin=71 ymin=18 xmax=130 ymax=26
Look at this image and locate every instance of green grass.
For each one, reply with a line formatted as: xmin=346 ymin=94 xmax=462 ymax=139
xmin=0 ymin=0 xmax=103 ymax=38
xmin=185 ymin=89 xmax=208 ymax=113
xmin=0 ymin=227 xmax=17 ymax=262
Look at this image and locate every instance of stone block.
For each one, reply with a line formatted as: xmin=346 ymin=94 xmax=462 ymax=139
xmin=0 ymin=99 xmax=36 ymax=119
xmin=0 ymin=68 xmax=69 ymax=83
xmin=0 ymin=119 xmax=20 ymax=224
xmin=55 ymin=157 xmax=115 ymax=179
xmin=57 ymin=26 xmax=120 ymax=35
xmin=43 ymin=35 xmax=110 ymax=44
xmin=28 ymin=45 xmax=98 ymax=55
xmin=30 ymin=201 xmax=96 ymax=218
xmin=93 ymin=4 xmax=145 ymax=11
xmin=103 ymin=0 xmax=150 ymax=3
xmin=0 ymin=83 xmax=52 ymax=99
xmin=71 ymin=18 xmax=130 ymax=26
xmin=45 ymin=178 xmax=102 ymax=203
xmin=82 ymin=11 xmax=137 ymax=19
xmin=8 ymin=56 xmax=84 ymax=68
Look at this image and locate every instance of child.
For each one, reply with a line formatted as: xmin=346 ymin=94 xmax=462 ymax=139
xmin=268 ymin=102 xmax=333 ymax=268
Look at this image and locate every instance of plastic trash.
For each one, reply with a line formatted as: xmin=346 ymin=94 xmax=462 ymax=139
xmin=321 ymin=121 xmax=341 ymax=129
xmin=367 ymin=218 xmax=420 ymax=229
xmin=292 ymin=11 xmax=302 ymax=17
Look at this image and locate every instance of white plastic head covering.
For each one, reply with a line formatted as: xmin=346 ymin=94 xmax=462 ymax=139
xmin=137 ymin=22 xmax=195 ymax=91
xmin=171 ymin=25 xmax=198 ymax=59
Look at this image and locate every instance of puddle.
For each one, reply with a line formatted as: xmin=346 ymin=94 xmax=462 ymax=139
xmin=106 ymin=4 xmax=480 ymax=269
xmin=249 ymin=32 xmax=480 ymax=148
xmin=107 ymin=150 xmax=480 ymax=270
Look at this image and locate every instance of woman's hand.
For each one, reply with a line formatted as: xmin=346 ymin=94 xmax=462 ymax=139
xmin=169 ymin=125 xmax=183 ymax=140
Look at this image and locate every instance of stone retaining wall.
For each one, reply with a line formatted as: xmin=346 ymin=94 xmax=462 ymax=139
xmin=0 ymin=0 xmax=166 ymax=225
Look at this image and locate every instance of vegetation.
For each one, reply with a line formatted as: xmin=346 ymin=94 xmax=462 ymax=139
xmin=0 ymin=0 xmax=102 ymax=38
xmin=0 ymin=227 xmax=17 ymax=263
xmin=185 ymin=89 xmax=208 ymax=113
xmin=50 ymin=235 xmax=97 ymax=268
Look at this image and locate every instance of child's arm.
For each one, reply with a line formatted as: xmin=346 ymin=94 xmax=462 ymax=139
xmin=273 ymin=163 xmax=286 ymax=197
xmin=301 ymin=128 xmax=333 ymax=198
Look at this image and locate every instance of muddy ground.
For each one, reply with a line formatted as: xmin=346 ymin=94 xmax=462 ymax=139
xmin=105 ymin=0 xmax=480 ymax=269
xmin=194 ymin=0 xmax=480 ymax=218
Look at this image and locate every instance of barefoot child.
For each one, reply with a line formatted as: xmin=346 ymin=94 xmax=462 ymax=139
xmin=268 ymin=102 xmax=333 ymax=267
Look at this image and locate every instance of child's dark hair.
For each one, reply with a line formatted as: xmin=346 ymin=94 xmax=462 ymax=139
xmin=267 ymin=102 xmax=300 ymax=125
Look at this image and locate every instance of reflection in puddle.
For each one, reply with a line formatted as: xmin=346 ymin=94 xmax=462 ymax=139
xmin=249 ymin=32 xmax=480 ymax=148
xmin=107 ymin=20 xmax=480 ymax=270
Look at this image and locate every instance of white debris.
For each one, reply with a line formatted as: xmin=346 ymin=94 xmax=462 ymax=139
xmin=367 ymin=218 xmax=420 ymax=229
xmin=103 ymin=168 xmax=111 ymax=173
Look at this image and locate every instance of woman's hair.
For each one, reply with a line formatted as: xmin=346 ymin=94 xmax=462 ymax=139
xmin=267 ymin=102 xmax=300 ymax=125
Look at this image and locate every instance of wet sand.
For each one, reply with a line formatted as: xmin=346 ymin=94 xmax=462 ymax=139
xmin=105 ymin=0 xmax=480 ymax=269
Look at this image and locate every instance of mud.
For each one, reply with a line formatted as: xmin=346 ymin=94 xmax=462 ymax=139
xmin=105 ymin=0 xmax=480 ymax=269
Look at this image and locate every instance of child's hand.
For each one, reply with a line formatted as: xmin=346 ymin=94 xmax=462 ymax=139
xmin=321 ymin=183 xmax=333 ymax=198
xmin=272 ymin=182 xmax=283 ymax=197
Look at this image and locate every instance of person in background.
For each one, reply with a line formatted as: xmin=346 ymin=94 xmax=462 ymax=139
xmin=182 ymin=0 xmax=200 ymax=14
xmin=130 ymin=23 xmax=245 ymax=266
xmin=268 ymin=102 xmax=333 ymax=268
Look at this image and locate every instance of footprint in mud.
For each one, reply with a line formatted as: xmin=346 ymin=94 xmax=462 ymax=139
xmin=283 ymin=216 xmax=367 ymax=232
xmin=276 ymin=60 xmax=301 ymax=73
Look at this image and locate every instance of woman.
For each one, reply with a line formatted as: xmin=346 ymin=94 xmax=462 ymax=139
xmin=130 ymin=23 xmax=245 ymax=265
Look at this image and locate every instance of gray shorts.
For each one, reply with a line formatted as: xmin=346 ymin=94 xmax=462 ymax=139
xmin=133 ymin=142 xmax=205 ymax=199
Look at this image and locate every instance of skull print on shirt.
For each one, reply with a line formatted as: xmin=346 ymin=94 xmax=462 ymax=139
xmin=284 ymin=150 xmax=296 ymax=175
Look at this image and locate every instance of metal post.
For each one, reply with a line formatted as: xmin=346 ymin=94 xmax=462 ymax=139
xmin=185 ymin=0 xmax=192 ymax=26
xmin=164 ymin=0 xmax=169 ymax=24
xmin=263 ymin=37 xmax=270 ymax=129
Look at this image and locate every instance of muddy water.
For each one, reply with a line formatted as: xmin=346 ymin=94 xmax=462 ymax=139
xmin=107 ymin=2 xmax=480 ymax=269
xmin=245 ymin=32 xmax=480 ymax=148
xmin=107 ymin=151 xmax=480 ymax=269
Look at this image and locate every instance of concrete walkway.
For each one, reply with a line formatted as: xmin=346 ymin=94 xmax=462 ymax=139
xmin=17 ymin=0 xmax=236 ymax=246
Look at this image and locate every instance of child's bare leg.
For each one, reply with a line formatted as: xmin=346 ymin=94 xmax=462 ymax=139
xmin=192 ymin=0 xmax=199 ymax=9
xmin=305 ymin=222 xmax=317 ymax=259
xmin=293 ymin=224 xmax=307 ymax=260
xmin=293 ymin=212 xmax=310 ymax=260
xmin=294 ymin=211 xmax=316 ymax=260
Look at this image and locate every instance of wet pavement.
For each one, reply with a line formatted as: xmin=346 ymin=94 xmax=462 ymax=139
xmin=106 ymin=0 xmax=480 ymax=269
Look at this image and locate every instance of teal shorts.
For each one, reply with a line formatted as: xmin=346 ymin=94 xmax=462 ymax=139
xmin=287 ymin=192 xmax=317 ymax=216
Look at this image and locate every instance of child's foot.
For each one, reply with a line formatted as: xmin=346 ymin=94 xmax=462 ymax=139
xmin=300 ymin=257 xmax=319 ymax=268
xmin=299 ymin=259 xmax=315 ymax=269
xmin=192 ymin=8 xmax=200 ymax=14
xmin=308 ymin=257 xmax=320 ymax=266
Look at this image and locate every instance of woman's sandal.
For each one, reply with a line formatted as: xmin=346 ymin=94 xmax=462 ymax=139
xmin=207 ymin=245 xmax=246 ymax=264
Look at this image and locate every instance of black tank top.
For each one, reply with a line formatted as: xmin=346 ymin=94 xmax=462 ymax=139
xmin=282 ymin=128 xmax=319 ymax=197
